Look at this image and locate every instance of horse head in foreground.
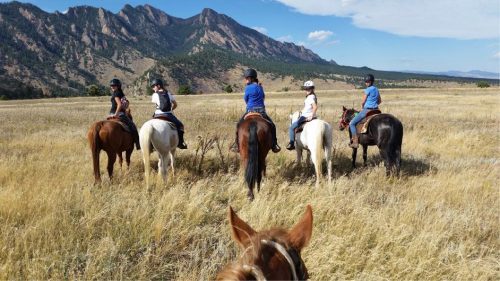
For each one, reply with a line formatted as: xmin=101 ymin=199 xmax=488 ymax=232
xmin=87 ymin=109 xmax=134 ymax=184
xmin=139 ymin=118 xmax=178 ymax=188
xmin=338 ymin=106 xmax=403 ymax=176
xmin=237 ymin=113 xmax=273 ymax=200
xmin=217 ymin=205 xmax=313 ymax=280
xmin=290 ymin=111 xmax=333 ymax=185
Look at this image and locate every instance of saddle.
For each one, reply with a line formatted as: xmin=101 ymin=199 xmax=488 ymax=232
xmin=294 ymin=117 xmax=318 ymax=134
xmin=153 ymin=116 xmax=178 ymax=130
xmin=356 ymin=109 xmax=381 ymax=134
xmin=106 ymin=116 xmax=131 ymax=133
xmin=244 ymin=112 xmax=263 ymax=120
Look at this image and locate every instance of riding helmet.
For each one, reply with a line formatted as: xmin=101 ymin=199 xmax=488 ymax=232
xmin=150 ymin=78 xmax=164 ymax=88
xmin=110 ymin=78 xmax=121 ymax=87
xmin=243 ymin=68 xmax=258 ymax=78
xmin=364 ymin=74 xmax=375 ymax=83
xmin=303 ymin=80 xmax=315 ymax=89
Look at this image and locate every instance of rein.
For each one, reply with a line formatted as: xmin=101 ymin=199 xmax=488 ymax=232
xmin=241 ymin=239 xmax=303 ymax=281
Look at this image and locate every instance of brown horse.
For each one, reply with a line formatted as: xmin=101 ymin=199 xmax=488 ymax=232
xmin=87 ymin=110 xmax=135 ymax=184
xmin=217 ymin=205 xmax=313 ymax=281
xmin=238 ymin=114 xmax=273 ymax=200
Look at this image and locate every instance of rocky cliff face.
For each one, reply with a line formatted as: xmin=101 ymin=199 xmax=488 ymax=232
xmin=0 ymin=2 xmax=325 ymax=97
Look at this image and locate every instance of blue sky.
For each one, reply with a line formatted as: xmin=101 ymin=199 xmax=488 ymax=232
xmin=3 ymin=0 xmax=500 ymax=73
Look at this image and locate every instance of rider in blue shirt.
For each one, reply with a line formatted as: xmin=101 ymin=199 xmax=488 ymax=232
xmin=231 ymin=68 xmax=280 ymax=153
xmin=349 ymin=74 xmax=382 ymax=148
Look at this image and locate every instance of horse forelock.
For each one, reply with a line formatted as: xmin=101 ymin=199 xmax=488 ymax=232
xmin=218 ymin=229 xmax=300 ymax=280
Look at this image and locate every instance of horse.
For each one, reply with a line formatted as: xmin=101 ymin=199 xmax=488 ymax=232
xmin=217 ymin=205 xmax=313 ymax=281
xmin=290 ymin=111 xmax=333 ymax=185
xmin=238 ymin=114 xmax=273 ymax=201
xmin=338 ymin=106 xmax=403 ymax=176
xmin=139 ymin=119 xmax=178 ymax=188
xmin=87 ymin=109 xmax=135 ymax=184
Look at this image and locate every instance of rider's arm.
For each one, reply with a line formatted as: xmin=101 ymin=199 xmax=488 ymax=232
xmin=361 ymin=94 xmax=368 ymax=108
xmin=172 ymin=100 xmax=178 ymax=110
xmin=378 ymin=95 xmax=382 ymax=105
xmin=114 ymin=96 xmax=122 ymax=116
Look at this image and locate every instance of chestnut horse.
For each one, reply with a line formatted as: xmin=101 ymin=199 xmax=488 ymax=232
xmin=87 ymin=110 xmax=135 ymax=184
xmin=338 ymin=106 xmax=403 ymax=176
xmin=238 ymin=114 xmax=273 ymax=201
xmin=217 ymin=205 xmax=313 ymax=281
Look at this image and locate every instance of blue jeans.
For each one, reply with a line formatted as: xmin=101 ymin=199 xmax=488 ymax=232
xmin=349 ymin=109 xmax=369 ymax=137
xmin=289 ymin=116 xmax=307 ymax=142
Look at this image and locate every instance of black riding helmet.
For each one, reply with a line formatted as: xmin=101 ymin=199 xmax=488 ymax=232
xmin=110 ymin=78 xmax=121 ymax=87
xmin=364 ymin=74 xmax=375 ymax=83
xmin=150 ymin=78 xmax=164 ymax=88
xmin=243 ymin=68 xmax=257 ymax=78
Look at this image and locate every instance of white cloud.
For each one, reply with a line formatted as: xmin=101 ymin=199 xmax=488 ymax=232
xmin=252 ymin=26 xmax=268 ymax=35
xmin=277 ymin=35 xmax=294 ymax=42
xmin=275 ymin=0 xmax=500 ymax=39
xmin=308 ymin=30 xmax=333 ymax=41
xmin=494 ymin=52 xmax=500 ymax=59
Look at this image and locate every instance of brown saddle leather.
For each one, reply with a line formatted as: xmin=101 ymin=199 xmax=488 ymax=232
xmin=244 ymin=112 xmax=263 ymax=120
xmin=356 ymin=110 xmax=381 ymax=134
xmin=294 ymin=117 xmax=318 ymax=134
xmin=153 ymin=116 xmax=178 ymax=130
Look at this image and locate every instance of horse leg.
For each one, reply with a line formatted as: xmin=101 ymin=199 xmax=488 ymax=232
xmin=363 ymin=145 xmax=368 ymax=166
xmin=247 ymin=189 xmax=255 ymax=201
xmin=125 ymin=149 xmax=132 ymax=168
xmin=325 ymin=147 xmax=332 ymax=184
xmin=296 ymin=148 xmax=303 ymax=167
xmin=92 ymin=148 xmax=101 ymax=184
xmin=106 ymin=151 xmax=117 ymax=180
xmin=117 ymin=152 xmax=123 ymax=170
xmin=379 ymin=148 xmax=391 ymax=176
xmin=158 ymin=154 xmax=169 ymax=184
xmin=351 ymin=148 xmax=357 ymax=168
xmin=169 ymin=151 xmax=175 ymax=177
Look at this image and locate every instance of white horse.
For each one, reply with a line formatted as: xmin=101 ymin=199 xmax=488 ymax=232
xmin=290 ymin=111 xmax=333 ymax=185
xmin=139 ymin=119 xmax=178 ymax=188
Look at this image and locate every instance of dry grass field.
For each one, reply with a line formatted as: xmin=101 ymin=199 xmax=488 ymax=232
xmin=0 ymin=87 xmax=498 ymax=280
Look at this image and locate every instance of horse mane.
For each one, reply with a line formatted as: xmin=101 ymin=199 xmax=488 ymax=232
xmin=217 ymin=229 xmax=291 ymax=280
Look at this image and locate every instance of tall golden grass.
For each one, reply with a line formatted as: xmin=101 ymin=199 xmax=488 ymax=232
xmin=0 ymin=88 xmax=498 ymax=280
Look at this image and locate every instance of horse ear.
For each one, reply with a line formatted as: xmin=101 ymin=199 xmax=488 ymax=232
xmin=342 ymin=106 xmax=347 ymax=111
xmin=288 ymin=205 xmax=313 ymax=251
xmin=228 ymin=206 xmax=256 ymax=248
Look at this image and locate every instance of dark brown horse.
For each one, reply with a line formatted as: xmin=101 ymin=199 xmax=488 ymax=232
xmin=87 ymin=110 xmax=135 ymax=184
xmin=238 ymin=114 xmax=273 ymax=200
xmin=217 ymin=205 xmax=313 ymax=281
xmin=338 ymin=106 xmax=403 ymax=176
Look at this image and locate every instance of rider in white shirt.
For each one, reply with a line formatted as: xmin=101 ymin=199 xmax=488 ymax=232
xmin=286 ymin=80 xmax=318 ymax=150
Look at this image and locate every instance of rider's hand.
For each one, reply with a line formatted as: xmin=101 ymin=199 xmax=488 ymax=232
xmin=306 ymin=116 xmax=312 ymax=121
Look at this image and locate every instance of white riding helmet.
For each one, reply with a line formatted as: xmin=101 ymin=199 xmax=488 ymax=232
xmin=303 ymin=80 xmax=314 ymax=88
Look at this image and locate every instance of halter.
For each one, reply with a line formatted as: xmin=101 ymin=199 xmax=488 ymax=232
xmin=242 ymin=239 xmax=306 ymax=281
xmin=339 ymin=108 xmax=357 ymax=129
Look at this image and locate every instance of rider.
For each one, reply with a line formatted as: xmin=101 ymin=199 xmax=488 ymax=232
xmin=349 ymin=74 xmax=382 ymax=148
xmin=150 ymin=78 xmax=188 ymax=149
xmin=108 ymin=78 xmax=140 ymax=150
xmin=230 ymin=68 xmax=281 ymax=153
xmin=286 ymin=80 xmax=318 ymax=150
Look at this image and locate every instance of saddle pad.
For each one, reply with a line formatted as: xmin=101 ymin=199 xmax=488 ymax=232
xmin=356 ymin=112 xmax=383 ymax=134
xmin=294 ymin=117 xmax=318 ymax=134
xmin=153 ymin=116 xmax=177 ymax=130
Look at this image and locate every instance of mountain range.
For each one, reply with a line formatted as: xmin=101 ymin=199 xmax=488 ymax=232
xmin=0 ymin=2 xmax=495 ymax=99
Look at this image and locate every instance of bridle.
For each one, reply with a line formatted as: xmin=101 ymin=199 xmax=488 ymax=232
xmin=241 ymin=239 xmax=307 ymax=281
xmin=338 ymin=110 xmax=351 ymax=129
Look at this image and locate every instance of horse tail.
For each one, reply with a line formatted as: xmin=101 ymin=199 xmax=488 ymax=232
xmin=140 ymin=121 xmax=154 ymax=188
xmin=245 ymin=121 xmax=259 ymax=192
xmin=387 ymin=117 xmax=404 ymax=175
xmin=88 ymin=122 xmax=102 ymax=183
